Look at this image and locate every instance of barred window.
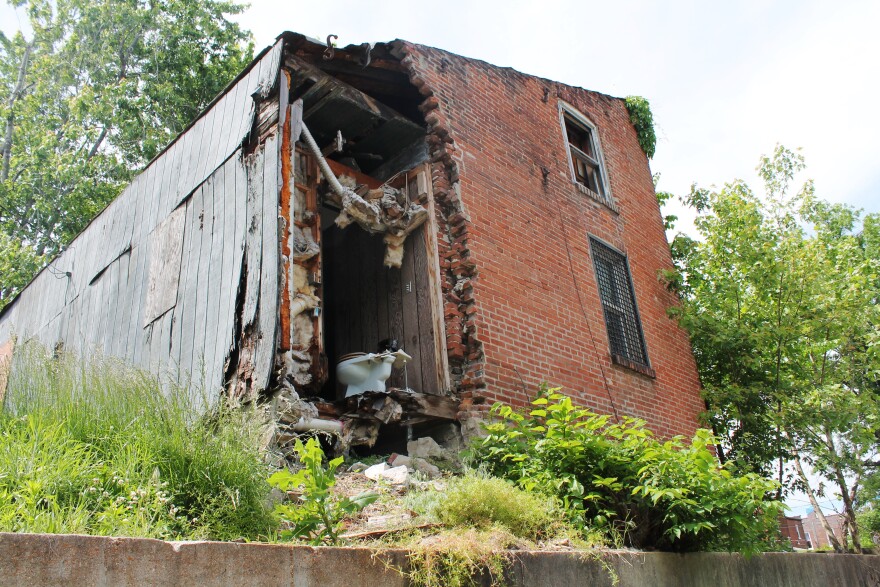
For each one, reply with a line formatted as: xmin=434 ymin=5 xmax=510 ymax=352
xmin=589 ymin=238 xmax=650 ymax=369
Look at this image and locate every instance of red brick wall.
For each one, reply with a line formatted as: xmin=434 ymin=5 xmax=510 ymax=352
xmin=399 ymin=43 xmax=703 ymax=438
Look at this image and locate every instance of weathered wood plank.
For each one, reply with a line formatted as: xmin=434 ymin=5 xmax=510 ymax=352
xmin=106 ymin=189 xmax=133 ymax=358
xmin=387 ymin=251 xmax=405 ymax=390
xmin=243 ymin=149 xmax=264 ymax=330
xmin=108 ymin=249 xmax=133 ymax=359
xmin=125 ymin=174 xmax=149 ymax=363
xmin=132 ymin=165 xmax=163 ymax=367
xmin=228 ymin=153 xmax=248 ymax=355
xmin=400 ymin=232 xmax=423 ymax=392
xmin=203 ymin=166 xmax=226 ymax=397
xmin=146 ymin=306 xmax=162 ymax=374
xmin=376 ymin=243 xmax=391 ymax=350
xmin=143 ymin=206 xmax=186 ymax=326
xmin=173 ymin=119 xmax=197 ymax=208
xmin=419 ymin=166 xmax=451 ymax=393
xmin=148 ymin=144 xmax=172 ymax=238
xmin=190 ymin=175 xmax=215 ymax=387
xmin=176 ymin=187 xmax=204 ymax=381
xmin=157 ymin=300 xmax=174 ymax=380
xmin=412 ymin=224 xmax=439 ymax=394
xmin=196 ymin=102 xmax=221 ymax=190
xmin=182 ymin=117 xmax=208 ymax=215
xmin=207 ymin=86 xmax=239 ymax=179
xmin=256 ymin=39 xmax=283 ymax=99
xmin=156 ymin=140 xmax=182 ymax=222
xmin=234 ymin=68 xmax=260 ymax=149
xmin=221 ymin=73 xmax=248 ymax=161
xmin=169 ymin=196 xmax=194 ymax=383
xmin=111 ymin=185 xmax=138 ymax=359
xmin=362 ymin=237 xmax=379 ymax=354
xmin=212 ymin=156 xmax=243 ymax=395
xmin=101 ymin=251 xmax=122 ymax=355
xmin=252 ymin=133 xmax=280 ymax=393
xmin=59 ymin=294 xmax=80 ymax=352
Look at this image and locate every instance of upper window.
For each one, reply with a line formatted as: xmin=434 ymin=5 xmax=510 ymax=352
xmin=560 ymin=103 xmax=612 ymax=207
xmin=589 ymin=238 xmax=652 ymax=374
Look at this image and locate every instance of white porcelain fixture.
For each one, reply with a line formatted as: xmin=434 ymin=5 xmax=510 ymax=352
xmin=336 ymin=350 xmax=412 ymax=397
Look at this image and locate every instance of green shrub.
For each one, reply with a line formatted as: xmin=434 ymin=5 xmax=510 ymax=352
xmin=0 ymin=342 xmax=275 ymax=540
xmin=474 ymin=388 xmax=783 ymax=555
xmin=426 ymin=473 xmax=559 ymax=540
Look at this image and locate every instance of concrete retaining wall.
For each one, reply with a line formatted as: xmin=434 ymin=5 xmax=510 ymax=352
xmin=2 ymin=533 xmax=879 ymax=586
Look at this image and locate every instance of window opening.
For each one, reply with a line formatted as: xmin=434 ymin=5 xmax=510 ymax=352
xmin=589 ymin=238 xmax=649 ymax=368
xmin=560 ymin=103 xmax=612 ymax=207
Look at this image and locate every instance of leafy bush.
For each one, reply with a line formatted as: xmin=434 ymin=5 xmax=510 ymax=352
xmin=474 ymin=388 xmax=783 ymax=554
xmin=269 ymin=437 xmax=378 ymax=544
xmin=0 ymin=342 xmax=275 ymax=540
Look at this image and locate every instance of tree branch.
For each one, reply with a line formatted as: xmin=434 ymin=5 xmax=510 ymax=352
xmin=1 ymin=41 xmax=34 ymax=182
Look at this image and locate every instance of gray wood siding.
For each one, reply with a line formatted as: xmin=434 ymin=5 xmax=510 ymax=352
xmin=0 ymin=40 xmax=283 ymax=408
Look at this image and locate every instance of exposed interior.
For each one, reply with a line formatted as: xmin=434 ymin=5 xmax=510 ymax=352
xmin=270 ymin=36 xmax=457 ymax=455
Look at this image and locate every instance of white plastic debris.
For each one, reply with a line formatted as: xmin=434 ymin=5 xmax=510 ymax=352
xmin=364 ymin=463 xmax=389 ymax=481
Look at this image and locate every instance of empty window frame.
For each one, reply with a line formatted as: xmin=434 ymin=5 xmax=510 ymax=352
xmin=560 ymin=103 xmax=611 ymax=205
xmin=589 ymin=237 xmax=650 ymax=368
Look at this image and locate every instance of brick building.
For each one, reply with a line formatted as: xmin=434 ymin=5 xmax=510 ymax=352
xmin=0 ymin=33 xmax=703 ymax=447
xmin=779 ymin=516 xmax=811 ymax=549
xmin=802 ymin=509 xmax=847 ymax=550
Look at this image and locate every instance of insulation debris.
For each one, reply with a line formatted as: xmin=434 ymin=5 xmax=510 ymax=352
xmin=301 ymin=121 xmax=427 ymax=268
xmin=329 ymin=184 xmax=428 ymax=268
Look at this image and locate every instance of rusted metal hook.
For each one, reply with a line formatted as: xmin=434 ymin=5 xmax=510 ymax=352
xmin=323 ymin=34 xmax=338 ymax=61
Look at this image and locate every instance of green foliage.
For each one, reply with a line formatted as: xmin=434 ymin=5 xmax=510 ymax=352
xmin=0 ymin=342 xmax=274 ymax=539
xmin=624 ymin=96 xmax=656 ymax=159
xmin=413 ymin=473 xmax=562 ymax=540
xmin=0 ymin=0 xmax=253 ymax=309
xmin=404 ymin=528 xmax=515 ymax=587
xmin=269 ymin=438 xmax=378 ymax=545
xmin=474 ymin=389 xmax=783 ymax=554
xmin=667 ymin=145 xmax=880 ymax=551
xmin=653 ymin=173 xmax=678 ymax=232
xmin=0 ymin=232 xmax=42 ymax=303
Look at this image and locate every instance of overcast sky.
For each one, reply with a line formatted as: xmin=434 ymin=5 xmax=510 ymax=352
xmin=233 ymin=0 xmax=879 ymax=235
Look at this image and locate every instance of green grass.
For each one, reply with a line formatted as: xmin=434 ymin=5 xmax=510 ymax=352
xmin=0 ymin=342 xmax=275 ymax=540
xmin=406 ymin=472 xmax=566 ymax=541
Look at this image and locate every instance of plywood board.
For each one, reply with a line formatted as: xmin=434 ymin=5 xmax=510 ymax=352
xmin=143 ymin=205 xmax=186 ymax=326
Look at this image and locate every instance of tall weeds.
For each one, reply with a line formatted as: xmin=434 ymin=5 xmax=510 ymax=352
xmin=0 ymin=342 xmax=274 ymax=540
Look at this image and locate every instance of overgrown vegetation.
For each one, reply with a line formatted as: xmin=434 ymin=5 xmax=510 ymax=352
xmin=269 ymin=437 xmax=378 ymax=545
xmin=407 ymin=473 xmax=565 ymax=541
xmin=0 ymin=342 xmax=274 ymax=539
xmin=624 ymin=96 xmax=656 ymax=159
xmin=0 ymin=342 xmax=798 ymax=587
xmin=404 ymin=528 xmax=519 ymax=587
xmin=474 ymin=388 xmax=784 ymax=555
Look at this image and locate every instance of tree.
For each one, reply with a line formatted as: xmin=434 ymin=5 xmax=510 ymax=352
xmin=666 ymin=146 xmax=880 ymax=552
xmin=0 ymin=0 xmax=253 ymax=309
